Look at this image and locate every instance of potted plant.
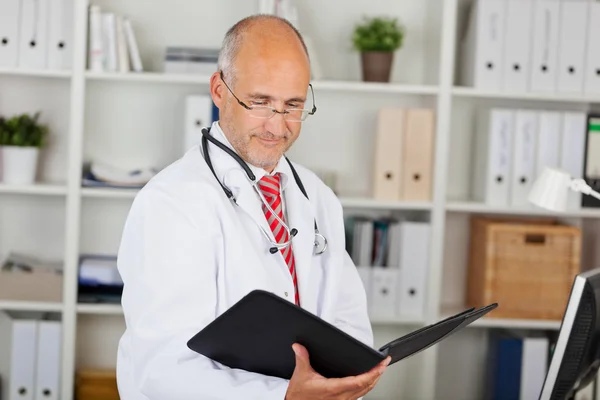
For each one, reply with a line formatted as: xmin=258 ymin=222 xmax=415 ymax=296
xmin=352 ymin=16 xmax=405 ymax=82
xmin=0 ymin=112 xmax=49 ymax=185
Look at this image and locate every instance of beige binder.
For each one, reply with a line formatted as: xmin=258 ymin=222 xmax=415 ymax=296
xmin=401 ymin=109 xmax=435 ymax=201
xmin=372 ymin=108 xmax=405 ymax=201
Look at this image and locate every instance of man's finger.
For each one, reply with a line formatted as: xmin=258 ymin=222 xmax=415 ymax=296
xmin=327 ymin=357 xmax=389 ymax=395
xmin=292 ymin=343 xmax=310 ymax=370
xmin=354 ymin=370 xmax=385 ymax=398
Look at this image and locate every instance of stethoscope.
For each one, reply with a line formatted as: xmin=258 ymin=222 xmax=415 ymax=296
xmin=200 ymin=127 xmax=328 ymax=256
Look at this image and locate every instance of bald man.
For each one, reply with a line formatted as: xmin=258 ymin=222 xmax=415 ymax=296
xmin=116 ymin=14 xmax=389 ymax=400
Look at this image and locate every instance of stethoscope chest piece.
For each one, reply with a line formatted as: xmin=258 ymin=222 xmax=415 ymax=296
xmin=314 ymin=231 xmax=328 ymax=255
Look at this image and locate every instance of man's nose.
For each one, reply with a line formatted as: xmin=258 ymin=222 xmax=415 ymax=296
xmin=265 ymin=111 xmax=287 ymax=136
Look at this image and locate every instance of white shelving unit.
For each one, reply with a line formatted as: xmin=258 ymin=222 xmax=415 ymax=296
xmin=2 ymin=0 xmax=600 ymax=399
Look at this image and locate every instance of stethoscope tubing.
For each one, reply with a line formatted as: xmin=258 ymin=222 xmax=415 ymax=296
xmin=200 ymin=127 xmax=328 ymax=256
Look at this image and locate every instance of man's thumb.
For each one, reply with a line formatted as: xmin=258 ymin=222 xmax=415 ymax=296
xmin=292 ymin=343 xmax=310 ymax=369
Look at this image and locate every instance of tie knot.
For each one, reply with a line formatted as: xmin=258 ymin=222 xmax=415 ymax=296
xmin=258 ymin=174 xmax=281 ymax=199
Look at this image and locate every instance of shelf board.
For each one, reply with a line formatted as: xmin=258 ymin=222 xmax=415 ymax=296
xmin=453 ymin=86 xmax=600 ymax=103
xmin=77 ymin=303 xmax=123 ymax=315
xmin=79 ymin=189 xmax=431 ymax=210
xmin=0 ymin=182 xmax=68 ymax=196
xmin=0 ymin=67 xmax=71 ymax=78
xmin=471 ymin=316 xmax=562 ymax=330
xmin=85 ymin=71 xmax=212 ymax=84
xmin=81 ymin=187 xmax=140 ymax=199
xmin=85 ymin=71 xmax=438 ymax=94
xmin=0 ymin=300 xmax=63 ymax=312
xmin=312 ymin=80 xmax=438 ymax=95
xmin=73 ymin=302 xmax=424 ymax=325
xmin=445 ymin=201 xmax=600 ymax=218
xmin=441 ymin=306 xmax=561 ymax=330
xmin=340 ymin=197 xmax=432 ymax=211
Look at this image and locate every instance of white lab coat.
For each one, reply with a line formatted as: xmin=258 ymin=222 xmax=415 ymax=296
xmin=116 ymin=121 xmax=373 ymax=400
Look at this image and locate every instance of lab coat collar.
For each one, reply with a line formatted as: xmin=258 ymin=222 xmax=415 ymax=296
xmin=203 ymin=121 xmax=316 ymax=311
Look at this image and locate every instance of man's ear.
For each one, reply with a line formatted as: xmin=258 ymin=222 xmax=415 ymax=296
xmin=210 ymin=72 xmax=225 ymax=109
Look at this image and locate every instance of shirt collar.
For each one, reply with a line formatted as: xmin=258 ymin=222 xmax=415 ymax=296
xmin=210 ymin=121 xmax=291 ymax=192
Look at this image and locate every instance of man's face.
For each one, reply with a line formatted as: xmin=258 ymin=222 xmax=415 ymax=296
xmin=212 ymin=37 xmax=311 ymax=172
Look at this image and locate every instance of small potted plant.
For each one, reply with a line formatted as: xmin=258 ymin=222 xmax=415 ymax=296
xmin=0 ymin=112 xmax=49 ymax=185
xmin=352 ymin=16 xmax=405 ymax=82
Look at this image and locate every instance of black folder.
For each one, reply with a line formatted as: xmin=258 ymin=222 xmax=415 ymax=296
xmin=187 ymin=290 xmax=498 ymax=379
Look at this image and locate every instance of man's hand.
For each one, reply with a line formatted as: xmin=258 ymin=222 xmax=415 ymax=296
xmin=284 ymin=343 xmax=391 ymax=400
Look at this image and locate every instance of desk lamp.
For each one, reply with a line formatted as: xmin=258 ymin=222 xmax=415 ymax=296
xmin=528 ymin=167 xmax=600 ymax=212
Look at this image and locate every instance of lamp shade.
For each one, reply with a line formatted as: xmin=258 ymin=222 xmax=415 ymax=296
xmin=528 ymin=167 xmax=572 ymax=212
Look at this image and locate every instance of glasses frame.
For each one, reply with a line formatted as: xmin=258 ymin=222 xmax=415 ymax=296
xmin=219 ymin=70 xmax=317 ymax=122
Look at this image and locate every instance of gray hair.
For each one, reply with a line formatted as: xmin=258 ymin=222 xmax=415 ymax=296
xmin=217 ymin=14 xmax=310 ymax=85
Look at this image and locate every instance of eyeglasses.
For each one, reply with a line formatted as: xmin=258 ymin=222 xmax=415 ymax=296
xmin=219 ymin=71 xmax=317 ymax=122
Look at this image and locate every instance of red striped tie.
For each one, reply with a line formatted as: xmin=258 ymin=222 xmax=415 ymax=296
xmin=257 ymin=174 xmax=300 ymax=306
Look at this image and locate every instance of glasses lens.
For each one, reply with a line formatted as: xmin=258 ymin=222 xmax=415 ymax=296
xmin=285 ymin=109 xmax=309 ymax=122
xmin=248 ymin=106 xmax=275 ymax=119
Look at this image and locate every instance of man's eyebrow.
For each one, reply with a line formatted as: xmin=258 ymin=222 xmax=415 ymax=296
xmin=247 ymin=92 xmax=271 ymax=100
xmin=247 ymin=93 xmax=306 ymax=103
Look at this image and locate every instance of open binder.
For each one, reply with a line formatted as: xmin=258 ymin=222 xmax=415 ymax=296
xmin=187 ymin=290 xmax=498 ymax=379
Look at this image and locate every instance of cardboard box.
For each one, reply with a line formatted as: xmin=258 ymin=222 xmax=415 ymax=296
xmin=0 ymin=270 xmax=62 ymax=302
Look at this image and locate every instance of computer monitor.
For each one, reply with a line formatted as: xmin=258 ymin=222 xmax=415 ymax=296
xmin=539 ymin=268 xmax=600 ymax=400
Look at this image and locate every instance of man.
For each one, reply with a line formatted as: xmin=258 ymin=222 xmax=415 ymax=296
xmin=116 ymin=14 xmax=390 ymax=399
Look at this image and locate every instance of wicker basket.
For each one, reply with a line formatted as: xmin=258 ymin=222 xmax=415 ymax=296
xmin=466 ymin=217 xmax=581 ymax=320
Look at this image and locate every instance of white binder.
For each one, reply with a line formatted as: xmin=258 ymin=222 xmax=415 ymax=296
xmin=472 ymin=108 xmax=515 ymax=206
xmin=34 ymin=320 xmax=61 ymax=400
xmin=510 ymin=110 xmax=538 ymax=207
xmin=397 ymin=221 xmax=430 ymax=319
xmin=102 ymin=13 xmax=118 ymax=72
xmin=369 ymin=267 xmax=398 ymax=319
xmin=560 ymin=112 xmax=587 ymax=210
xmin=115 ymin=15 xmax=130 ymax=72
xmin=47 ymin=0 xmax=73 ymax=70
xmin=583 ymin=2 xmax=600 ymax=94
xmin=0 ymin=312 xmax=37 ymax=400
xmin=556 ymin=0 xmax=589 ymax=93
xmin=184 ymin=95 xmax=213 ymax=155
xmin=88 ymin=4 xmax=103 ymax=71
xmin=535 ymin=111 xmax=562 ymax=179
xmin=18 ymin=0 xmax=50 ymax=69
xmin=0 ymin=0 xmax=22 ymax=67
xmin=502 ymin=0 xmax=534 ymax=92
xmin=355 ymin=266 xmax=372 ymax=308
xmin=372 ymin=108 xmax=405 ymax=201
xmin=529 ymin=0 xmax=561 ymax=92
xmin=460 ymin=0 xmax=507 ymax=90
xmin=519 ymin=338 xmax=549 ymax=400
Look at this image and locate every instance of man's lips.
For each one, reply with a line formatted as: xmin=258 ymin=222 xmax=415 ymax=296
xmin=256 ymin=136 xmax=284 ymax=145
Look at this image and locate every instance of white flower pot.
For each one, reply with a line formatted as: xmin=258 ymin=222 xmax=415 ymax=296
xmin=1 ymin=146 xmax=39 ymax=185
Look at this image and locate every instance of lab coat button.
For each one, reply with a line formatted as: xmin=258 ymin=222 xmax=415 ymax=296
xmin=284 ymin=292 xmax=288 ymax=297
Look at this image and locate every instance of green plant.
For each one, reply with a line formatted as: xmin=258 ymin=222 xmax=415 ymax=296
xmin=352 ymin=16 xmax=405 ymax=52
xmin=0 ymin=117 xmax=9 ymax=146
xmin=0 ymin=112 xmax=49 ymax=147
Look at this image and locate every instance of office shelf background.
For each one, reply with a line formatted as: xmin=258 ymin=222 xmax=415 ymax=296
xmin=2 ymin=0 xmax=600 ymax=399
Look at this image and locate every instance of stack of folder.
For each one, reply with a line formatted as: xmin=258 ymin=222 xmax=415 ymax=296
xmin=0 ymin=0 xmax=73 ymax=70
xmin=460 ymin=0 xmax=600 ymax=94
xmin=472 ymin=108 xmax=597 ymax=209
xmin=372 ymin=108 xmax=436 ymax=202
xmin=485 ymin=332 xmax=550 ymax=399
xmin=345 ymin=217 xmax=431 ymax=320
xmin=0 ymin=312 xmax=62 ymax=400
xmin=87 ymin=4 xmax=142 ymax=73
